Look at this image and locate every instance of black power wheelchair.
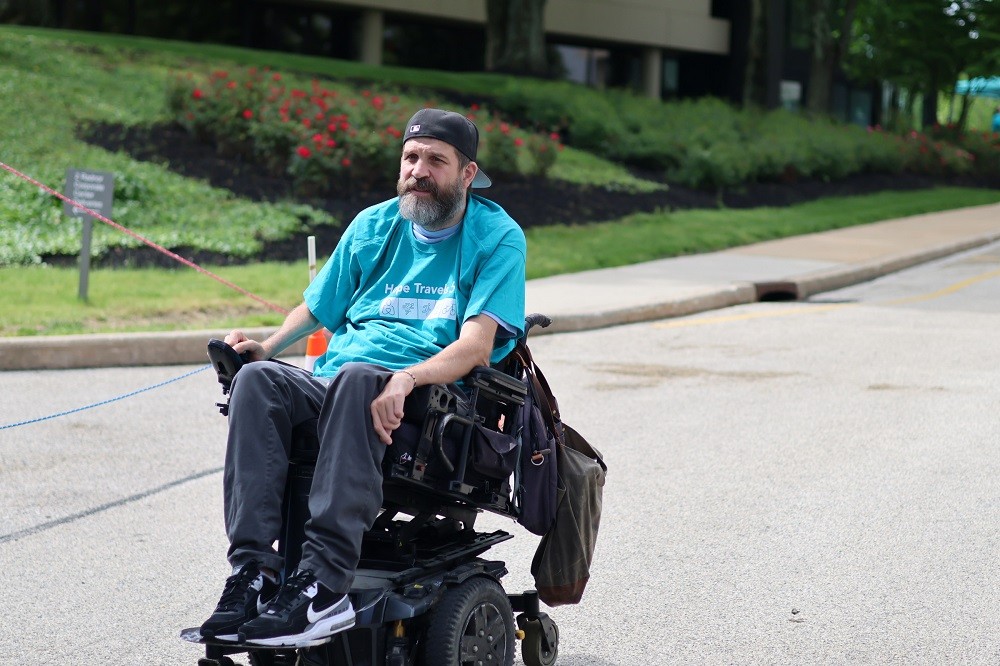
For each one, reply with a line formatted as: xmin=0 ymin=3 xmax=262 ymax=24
xmin=182 ymin=315 xmax=559 ymax=666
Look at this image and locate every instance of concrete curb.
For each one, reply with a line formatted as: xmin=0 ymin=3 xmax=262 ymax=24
xmin=531 ymin=282 xmax=758 ymax=335
xmin=2 ymin=230 xmax=998 ymax=371
xmin=791 ymin=230 xmax=1000 ymax=299
xmin=0 ymin=328 xmax=296 ymax=372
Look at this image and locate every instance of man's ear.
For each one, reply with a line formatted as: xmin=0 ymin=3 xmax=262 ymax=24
xmin=463 ymin=162 xmax=479 ymax=190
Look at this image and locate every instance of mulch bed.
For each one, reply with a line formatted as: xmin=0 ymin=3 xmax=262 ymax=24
xmin=67 ymin=121 xmax=989 ymax=269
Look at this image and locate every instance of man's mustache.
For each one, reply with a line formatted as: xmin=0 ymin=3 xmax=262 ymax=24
xmin=403 ymin=177 xmax=437 ymax=194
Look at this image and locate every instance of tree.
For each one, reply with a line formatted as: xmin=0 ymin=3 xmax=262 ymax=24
xmin=804 ymin=0 xmax=859 ymax=115
xmin=742 ymin=0 xmax=792 ymax=110
xmin=847 ymin=1 xmax=1000 ymax=130
xmin=485 ymin=0 xmax=549 ymax=76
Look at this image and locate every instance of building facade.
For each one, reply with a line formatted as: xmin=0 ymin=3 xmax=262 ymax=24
xmin=239 ymin=0 xmax=733 ymax=101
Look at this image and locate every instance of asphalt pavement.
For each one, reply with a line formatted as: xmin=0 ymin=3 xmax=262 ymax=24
xmin=2 ymin=201 xmax=998 ymax=371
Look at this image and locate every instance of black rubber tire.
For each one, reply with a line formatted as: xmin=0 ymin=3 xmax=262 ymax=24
xmin=421 ymin=576 xmax=515 ymax=666
xmin=198 ymin=658 xmax=236 ymax=666
xmin=521 ymin=620 xmax=558 ymax=666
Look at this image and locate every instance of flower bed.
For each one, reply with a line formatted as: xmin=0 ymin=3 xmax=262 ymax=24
xmin=167 ymin=67 xmax=563 ymax=195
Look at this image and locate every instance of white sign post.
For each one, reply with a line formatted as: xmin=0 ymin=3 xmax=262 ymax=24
xmin=63 ymin=168 xmax=114 ymax=301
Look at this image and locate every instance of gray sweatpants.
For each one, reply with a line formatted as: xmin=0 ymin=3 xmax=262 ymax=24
xmin=224 ymin=360 xmax=392 ymax=594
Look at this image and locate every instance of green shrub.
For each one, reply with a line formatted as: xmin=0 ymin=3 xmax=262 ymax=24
xmin=525 ymin=132 xmax=562 ymax=177
xmin=479 ymin=118 xmax=520 ymax=176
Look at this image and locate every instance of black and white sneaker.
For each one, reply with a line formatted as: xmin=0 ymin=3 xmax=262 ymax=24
xmin=239 ymin=569 xmax=355 ymax=647
xmin=199 ymin=561 xmax=279 ymax=642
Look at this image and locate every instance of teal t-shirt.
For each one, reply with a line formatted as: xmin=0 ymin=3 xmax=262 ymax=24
xmin=304 ymin=194 xmax=526 ymax=377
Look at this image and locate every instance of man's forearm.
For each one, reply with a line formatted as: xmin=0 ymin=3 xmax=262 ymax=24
xmin=262 ymin=303 xmax=322 ymax=359
xmin=404 ymin=315 xmax=497 ymax=386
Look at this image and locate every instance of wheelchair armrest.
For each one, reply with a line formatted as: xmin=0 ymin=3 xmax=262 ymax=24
xmin=466 ymin=366 xmax=528 ymax=407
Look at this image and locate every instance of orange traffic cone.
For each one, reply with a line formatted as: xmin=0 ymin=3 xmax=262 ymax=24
xmin=304 ymin=329 xmax=328 ymax=373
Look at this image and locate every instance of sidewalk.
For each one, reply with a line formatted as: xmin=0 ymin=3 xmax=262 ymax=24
xmin=3 ymin=202 xmax=999 ymax=371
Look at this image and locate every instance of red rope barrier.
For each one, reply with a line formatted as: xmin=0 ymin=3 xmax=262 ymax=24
xmin=0 ymin=162 xmax=289 ymax=315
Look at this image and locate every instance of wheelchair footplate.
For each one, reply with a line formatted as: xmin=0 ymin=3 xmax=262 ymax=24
xmin=181 ymin=557 xmax=511 ymax=666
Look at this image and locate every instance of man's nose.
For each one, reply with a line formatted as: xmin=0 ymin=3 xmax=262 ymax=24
xmin=410 ymin=158 xmax=429 ymax=178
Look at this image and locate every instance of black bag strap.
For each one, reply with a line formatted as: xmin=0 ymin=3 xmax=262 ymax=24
xmin=512 ymin=342 xmax=563 ymax=445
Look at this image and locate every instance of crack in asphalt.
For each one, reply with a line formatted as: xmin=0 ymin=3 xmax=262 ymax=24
xmin=0 ymin=466 xmax=222 ymax=545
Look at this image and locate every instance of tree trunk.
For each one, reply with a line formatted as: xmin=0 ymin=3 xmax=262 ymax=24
xmin=485 ymin=0 xmax=548 ymax=76
xmin=764 ymin=0 xmax=785 ymax=109
xmin=957 ymin=93 xmax=972 ymax=132
xmin=921 ymin=80 xmax=938 ymax=129
xmin=805 ymin=0 xmax=832 ymax=113
xmin=805 ymin=0 xmax=857 ymax=115
xmin=885 ymin=85 xmax=899 ymax=131
xmin=484 ymin=0 xmax=508 ymax=71
xmin=742 ymin=0 xmax=764 ymax=107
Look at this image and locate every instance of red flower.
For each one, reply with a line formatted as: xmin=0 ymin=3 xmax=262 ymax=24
xmin=327 ymin=123 xmax=338 ymax=133
xmin=326 ymin=139 xmax=337 ymax=148
xmin=273 ymin=73 xmax=282 ymax=81
xmin=341 ymin=158 xmax=352 ymax=167
xmin=226 ymin=81 xmax=237 ymax=89
xmin=297 ymin=146 xmax=312 ymax=159
xmin=549 ymin=132 xmax=560 ymax=141
xmin=471 ymin=103 xmax=480 ymax=111
xmin=242 ymin=109 xmax=253 ymax=119
xmin=312 ymin=133 xmax=324 ymax=143
xmin=500 ymin=123 xmax=510 ymax=134
xmin=514 ymin=138 xmax=524 ymax=147
xmin=192 ymin=89 xmax=204 ymax=100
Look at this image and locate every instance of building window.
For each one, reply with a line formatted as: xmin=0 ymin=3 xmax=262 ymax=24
xmin=662 ymin=57 xmax=679 ymax=96
xmin=556 ymin=45 xmax=610 ymax=88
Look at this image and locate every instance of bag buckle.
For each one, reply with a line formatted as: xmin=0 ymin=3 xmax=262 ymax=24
xmin=531 ymin=448 xmax=552 ymax=465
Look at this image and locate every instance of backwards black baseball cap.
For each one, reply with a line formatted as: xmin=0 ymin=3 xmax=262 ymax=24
xmin=402 ymin=108 xmax=491 ymax=188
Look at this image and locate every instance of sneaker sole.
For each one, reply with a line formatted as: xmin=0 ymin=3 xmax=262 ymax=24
xmin=244 ymin=612 xmax=356 ymax=648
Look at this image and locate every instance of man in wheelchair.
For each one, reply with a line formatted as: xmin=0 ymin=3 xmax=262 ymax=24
xmin=197 ymin=108 xmax=526 ymax=650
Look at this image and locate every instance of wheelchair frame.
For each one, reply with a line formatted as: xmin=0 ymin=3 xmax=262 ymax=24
xmin=186 ymin=326 xmax=559 ymax=666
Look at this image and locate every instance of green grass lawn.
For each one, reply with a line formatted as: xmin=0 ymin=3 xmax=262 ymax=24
xmin=3 ymin=187 xmax=998 ymax=337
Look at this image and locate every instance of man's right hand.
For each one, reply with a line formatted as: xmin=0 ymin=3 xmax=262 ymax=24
xmin=224 ymin=330 xmax=267 ymax=362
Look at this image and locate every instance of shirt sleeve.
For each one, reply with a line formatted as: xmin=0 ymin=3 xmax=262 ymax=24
xmin=303 ymin=222 xmax=359 ymax=330
xmin=464 ymin=241 xmax=526 ymax=339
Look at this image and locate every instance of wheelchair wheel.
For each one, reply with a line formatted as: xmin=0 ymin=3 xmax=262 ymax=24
xmin=519 ymin=617 xmax=558 ymax=666
xmin=421 ymin=576 xmax=515 ymax=666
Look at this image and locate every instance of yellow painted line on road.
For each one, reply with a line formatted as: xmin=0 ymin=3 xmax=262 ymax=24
xmin=653 ymin=266 xmax=1000 ymax=329
xmin=880 ymin=267 xmax=1000 ymax=306
xmin=653 ymin=303 xmax=852 ymax=328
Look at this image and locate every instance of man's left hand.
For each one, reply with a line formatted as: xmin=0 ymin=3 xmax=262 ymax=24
xmin=370 ymin=372 xmax=414 ymax=445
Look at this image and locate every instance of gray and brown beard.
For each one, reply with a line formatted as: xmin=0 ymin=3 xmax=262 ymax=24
xmin=397 ymin=174 xmax=465 ymax=231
